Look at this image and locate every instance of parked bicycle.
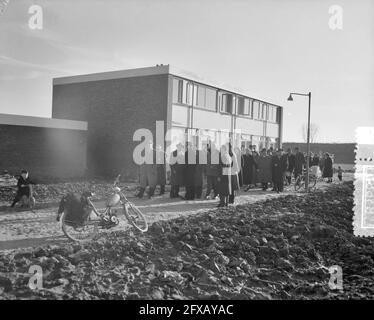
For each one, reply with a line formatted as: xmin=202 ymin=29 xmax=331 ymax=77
xmin=59 ymin=175 xmax=148 ymax=242
xmin=294 ymin=167 xmax=318 ymax=191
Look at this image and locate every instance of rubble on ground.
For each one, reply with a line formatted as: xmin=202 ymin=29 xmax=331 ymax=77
xmin=1 ymin=182 xmax=373 ymax=300
xmin=0 ymin=173 xmax=138 ymax=205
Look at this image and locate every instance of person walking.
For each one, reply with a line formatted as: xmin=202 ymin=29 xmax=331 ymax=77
xmin=257 ymin=148 xmax=272 ymax=191
xmin=337 ymin=166 xmax=343 ymax=182
xmin=169 ymin=143 xmax=184 ymax=198
xmin=323 ymin=153 xmax=333 ymax=183
xmin=10 ymin=169 xmax=35 ymax=208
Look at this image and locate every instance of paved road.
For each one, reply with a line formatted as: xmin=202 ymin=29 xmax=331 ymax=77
xmin=0 ymin=179 xmax=346 ymax=251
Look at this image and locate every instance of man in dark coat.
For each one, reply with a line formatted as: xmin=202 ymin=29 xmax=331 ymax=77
xmin=286 ymin=148 xmax=295 ymax=185
xmin=242 ymin=149 xmax=255 ymax=191
xmin=323 ymin=153 xmax=333 ymax=183
xmin=272 ymin=149 xmax=288 ymax=193
xmin=11 ymin=169 xmax=35 ymax=208
xmin=184 ymin=142 xmax=197 ymax=200
xmin=194 ymin=147 xmax=206 ymax=199
xmin=312 ymin=153 xmax=320 ymax=166
xmin=205 ymin=143 xmax=220 ymax=199
xmin=169 ymin=143 xmax=184 ymax=198
xmin=257 ymin=149 xmax=272 ymax=190
xmin=294 ymin=147 xmax=305 ymax=179
xmin=252 ymin=151 xmax=260 ymax=187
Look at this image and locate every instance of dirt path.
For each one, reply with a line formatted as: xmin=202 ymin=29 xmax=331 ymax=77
xmin=0 ymin=180 xmax=346 ymax=251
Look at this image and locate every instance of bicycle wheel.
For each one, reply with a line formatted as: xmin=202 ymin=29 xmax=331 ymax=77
xmin=60 ymin=211 xmax=99 ymax=242
xmin=309 ymin=176 xmax=317 ymax=189
xmin=294 ymin=176 xmax=303 ymax=191
xmin=123 ymin=202 xmax=148 ymax=232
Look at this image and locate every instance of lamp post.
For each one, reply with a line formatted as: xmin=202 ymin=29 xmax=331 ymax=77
xmin=287 ymin=92 xmax=312 ymax=192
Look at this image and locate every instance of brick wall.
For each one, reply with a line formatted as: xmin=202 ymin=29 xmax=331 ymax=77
xmin=52 ymin=74 xmax=169 ymax=179
xmin=0 ymin=125 xmax=87 ymax=181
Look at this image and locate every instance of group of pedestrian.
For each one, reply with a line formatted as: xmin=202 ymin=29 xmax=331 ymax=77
xmin=137 ymin=141 xmax=337 ymax=204
xmin=168 ymin=142 xmax=240 ymax=207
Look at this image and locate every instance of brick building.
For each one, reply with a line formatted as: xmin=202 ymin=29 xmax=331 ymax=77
xmin=52 ymin=65 xmax=283 ymax=179
xmin=0 ymin=113 xmax=87 ymax=180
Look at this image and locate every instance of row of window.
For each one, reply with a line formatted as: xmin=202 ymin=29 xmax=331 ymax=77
xmin=172 ymin=78 xmax=280 ymax=123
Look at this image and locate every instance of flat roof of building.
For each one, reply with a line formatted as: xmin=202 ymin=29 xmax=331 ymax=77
xmin=53 ymin=65 xmax=283 ymax=108
xmin=0 ymin=113 xmax=88 ymax=131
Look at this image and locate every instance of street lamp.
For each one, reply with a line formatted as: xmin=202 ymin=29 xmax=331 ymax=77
xmin=287 ymin=92 xmax=312 ymax=192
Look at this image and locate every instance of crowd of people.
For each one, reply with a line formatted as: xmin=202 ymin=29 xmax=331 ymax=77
xmin=7 ymin=143 xmax=337 ymax=209
xmin=137 ymin=142 xmax=337 ymax=207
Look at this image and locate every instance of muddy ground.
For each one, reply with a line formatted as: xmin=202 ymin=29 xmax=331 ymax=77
xmin=1 ymin=181 xmax=373 ymax=300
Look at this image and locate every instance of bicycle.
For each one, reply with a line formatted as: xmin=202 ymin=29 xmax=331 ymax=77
xmin=294 ymin=170 xmax=317 ymax=191
xmin=60 ymin=175 xmax=148 ymax=242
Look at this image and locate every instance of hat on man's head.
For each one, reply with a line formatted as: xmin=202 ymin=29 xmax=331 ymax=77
xmin=21 ymin=169 xmax=28 ymax=174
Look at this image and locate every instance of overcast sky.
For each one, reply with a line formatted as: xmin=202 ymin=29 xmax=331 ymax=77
xmin=0 ymin=0 xmax=373 ymax=142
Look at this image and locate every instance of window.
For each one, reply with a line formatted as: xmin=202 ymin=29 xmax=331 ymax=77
xmin=268 ymin=105 xmax=277 ymax=122
xmin=197 ymin=85 xmax=206 ymax=107
xmin=173 ymin=78 xmax=183 ymax=103
xmin=220 ymin=93 xmax=233 ymax=113
xmin=237 ymin=96 xmax=245 ymax=115
xmin=252 ymin=100 xmax=260 ymax=119
xmin=186 ymin=82 xmax=193 ymax=105
xmin=260 ymin=103 xmax=267 ymax=120
xmin=205 ymin=87 xmax=217 ymax=111
xmin=244 ymin=98 xmax=250 ymax=115
xmin=276 ymin=107 xmax=281 ymax=123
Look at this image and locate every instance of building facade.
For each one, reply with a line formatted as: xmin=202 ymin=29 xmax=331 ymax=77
xmin=0 ymin=113 xmax=87 ymax=180
xmin=52 ymin=65 xmax=283 ymax=179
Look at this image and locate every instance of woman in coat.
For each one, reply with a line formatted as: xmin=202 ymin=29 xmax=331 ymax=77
xmin=217 ymin=143 xmax=239 ymax=207
xmin=323 ymin=153 xmax=333 ymax=183
xmin=257 ymin=149 xmax=272 ymax=191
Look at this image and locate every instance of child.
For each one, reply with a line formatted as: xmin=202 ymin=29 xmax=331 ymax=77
xmin=337 ymin=166 xmax=343 ymax=182
xmin=10 ymin=169 xmax=35 ymax=208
